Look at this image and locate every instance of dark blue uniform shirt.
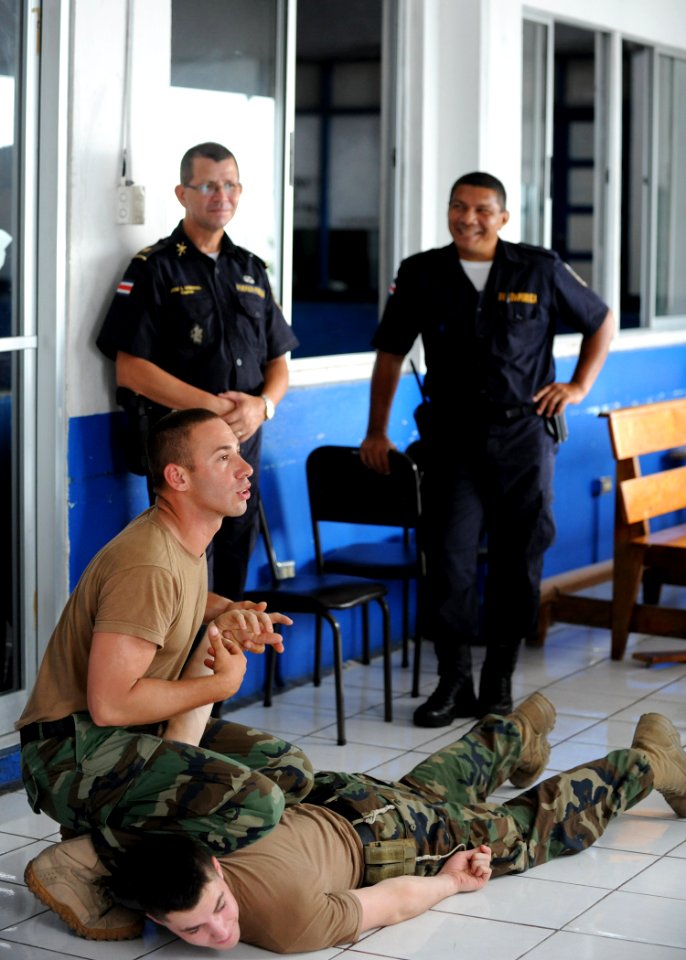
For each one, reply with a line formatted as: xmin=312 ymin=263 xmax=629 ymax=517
xmin=97 ymin=222 xmax=298 ymax=396
xmin=373 ymin=239 xmax=608 ymax=413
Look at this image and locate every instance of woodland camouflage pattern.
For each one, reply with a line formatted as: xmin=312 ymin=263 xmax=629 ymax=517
xmin=21 ymin=714 xmax=313 ymax=865
xmin=308 ymin=715 xmax=653 ymax=880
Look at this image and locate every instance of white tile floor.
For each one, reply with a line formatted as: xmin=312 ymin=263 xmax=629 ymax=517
xmin=2 ymin=622 xmax=686 ymax=959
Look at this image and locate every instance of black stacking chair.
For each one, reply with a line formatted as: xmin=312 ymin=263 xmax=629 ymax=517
xmin=306 ymin=445 xmax=425 ymax=696
xmin=242 ymin=500 xmax=392 ymax=745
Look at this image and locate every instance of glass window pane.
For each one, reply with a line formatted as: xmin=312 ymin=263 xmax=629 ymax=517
xmin=521 ymin=19 xmax=549 ymax=246
xmin=568 ymin=213 xmax=593 ymax=251
xmin=655 ymin=54 xmax=686 ymax=318
xmin=292 ymin=0 xmax=383 ymax=359
xmin=0 ymin=353 xmax=20 ymax=694
xmin=0 ymin=0 xmax=23 ymax=697
xmin=568 ymin=121 xmax=594 ymax=160
xmin=170 ymin=0 xmax=281 ymax=286
xmin=568 ymin=167 xmax=593 ymax=205
xmin=0 ymin=0 xmax=18 ymax=338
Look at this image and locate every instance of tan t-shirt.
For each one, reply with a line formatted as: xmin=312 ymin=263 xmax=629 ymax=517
xmin=18 ymin=507 xmax=207 ymax=727
xmin=222 ymin=803 xmax=365 ymax=953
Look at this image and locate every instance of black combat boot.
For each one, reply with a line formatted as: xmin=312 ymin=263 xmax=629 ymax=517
xmin=413 ymin=674 xmax=478 ymax=727
xmin=478 ymin=642 xmax=521 ymax=717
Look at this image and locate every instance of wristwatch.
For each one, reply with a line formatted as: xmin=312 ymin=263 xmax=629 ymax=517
xmin=261 ymin=394 xmax=275 ymax=421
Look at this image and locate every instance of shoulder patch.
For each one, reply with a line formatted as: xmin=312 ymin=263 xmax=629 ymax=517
xmin=132 ymin=236 xmax=174 ymax=262
xmin=563 ymin=261 xmax=588 ymax=287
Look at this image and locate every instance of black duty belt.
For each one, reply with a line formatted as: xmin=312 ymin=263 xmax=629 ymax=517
xmin=19 ymin=716 xmax=76 ymax=747
xmin=19 ymin=716 xmax=162 ymax=748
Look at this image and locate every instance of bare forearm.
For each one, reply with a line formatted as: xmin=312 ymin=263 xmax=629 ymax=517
xmin=571 ymin=310 xmax=614 ymax=396
xmin=88 ymin=673 xmax=231 ymax=728
xmin=262 ymin=355 xmax=289 ymax=406
xmin=116 ymin=352 xmax=230 ymax=416
xmin=365 ymin=351 xmax=404 ymax=437
xmin=353 ymin=873 xmax=461 ymax=933
xmin=164 ymin=637 xmax=215 ymax=745
xmin=163 ymin=708 xmax=210 ymax=746
xmin=204 ymin=592 xmax=234 ymax=622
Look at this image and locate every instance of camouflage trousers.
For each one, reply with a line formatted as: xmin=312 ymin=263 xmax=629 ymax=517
xmin=21 ymin=712 xmax=313 ymax=866
xmin=309 ymin=714 xmax=653 ymax=879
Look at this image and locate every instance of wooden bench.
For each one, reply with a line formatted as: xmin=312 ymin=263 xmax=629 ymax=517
xmin=606 ymin=398 xmax=686 ymax=663
xmin=530 ymin=559 xmax=613 ymax=647
xmin=530 ymin=398 xmax=686 ymax=663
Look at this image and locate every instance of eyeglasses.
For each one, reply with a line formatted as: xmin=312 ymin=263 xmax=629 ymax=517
xmin=185 ymin=181 xmax=242 ymax=196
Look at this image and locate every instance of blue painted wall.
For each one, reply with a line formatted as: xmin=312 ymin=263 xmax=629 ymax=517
xmin=67 ymin=343 xmax=686 ymax=703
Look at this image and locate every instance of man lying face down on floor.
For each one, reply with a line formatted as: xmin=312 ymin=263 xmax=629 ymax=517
xmin=99 ymin=695 xmax=686 ymax=953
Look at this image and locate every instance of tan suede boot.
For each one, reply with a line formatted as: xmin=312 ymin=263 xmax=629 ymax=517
xmin=24 ymin=836 xmax=144 ymax=941
xmin=631 ymin=713 xmax=686 ymax=817
xmin=506 ymin=692 xmax=556 ymax=789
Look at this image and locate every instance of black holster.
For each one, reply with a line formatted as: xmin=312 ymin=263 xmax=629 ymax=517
xmin=116 ymin=387 xmax=168 ymax=476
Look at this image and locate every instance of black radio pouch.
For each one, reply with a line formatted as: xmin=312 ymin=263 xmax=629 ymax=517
xmin=544 ymin=411 xmax=569 ymax=443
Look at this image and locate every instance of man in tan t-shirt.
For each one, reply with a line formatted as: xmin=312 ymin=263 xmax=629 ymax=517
xmin=17 ymin=408 xmax=314 ymax=941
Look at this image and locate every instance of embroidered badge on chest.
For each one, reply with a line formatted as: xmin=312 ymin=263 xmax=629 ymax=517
xmin=176 ymin=242 xmax=188 ymax=257
xmin=242 ymin=274 xmax=255 ymax=284
xmin=189 ymin=324 xmax=204 ymax=345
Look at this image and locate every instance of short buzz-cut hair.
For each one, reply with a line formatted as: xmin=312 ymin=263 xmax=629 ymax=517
xmin=146 ymin=408 xmax=220 ymax=493
xmin=449 ymin=172 xmax=507 ymax=210
xmin=107 ymin=834 xmax=218 ymax=919
xmin=180 ymin=142 xmax=239 ymax=185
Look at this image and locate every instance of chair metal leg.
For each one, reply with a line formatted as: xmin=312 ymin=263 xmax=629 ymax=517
xmin=376 ymin=596 xmax=393 ymax=722
xmin=263 ymin=646 xmax=276 ymax=707
xmin=401 ymin=579 xmax=410 ymax=668
xmin=362 ymin=603 xmax=371 ymax=664
xmin=314 ymin=615 xmax=323 ymax=686
xmin=324 ymin=612 xmax=346 ymax=745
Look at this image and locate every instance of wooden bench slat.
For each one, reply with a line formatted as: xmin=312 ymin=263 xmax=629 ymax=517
xmin=621 ymin=466 xmax=686 ymax=524
xmin=608 ymin=399 xmax=686 ymax=459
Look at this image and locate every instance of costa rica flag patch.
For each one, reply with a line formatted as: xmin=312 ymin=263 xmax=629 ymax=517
xmin=117 ymin=280 xmax=134 ymax=295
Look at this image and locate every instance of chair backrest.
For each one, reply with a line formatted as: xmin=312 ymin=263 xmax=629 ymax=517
xmin=306 ymin=445 xmax=422 ymax=528
xmin=605 ymin=399 xmax=686 ymax=526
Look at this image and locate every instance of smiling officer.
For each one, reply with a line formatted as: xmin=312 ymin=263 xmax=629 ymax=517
xmin=361 ymin=171 xmax=614 ymax=726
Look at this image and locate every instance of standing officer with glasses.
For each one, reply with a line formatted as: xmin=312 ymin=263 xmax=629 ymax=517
xmin=98 ymin=142 xmax=298 ymax=604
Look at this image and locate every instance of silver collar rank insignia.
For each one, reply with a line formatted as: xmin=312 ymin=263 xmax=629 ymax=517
xmin=176 ymin=242 xmax=188 ymax=257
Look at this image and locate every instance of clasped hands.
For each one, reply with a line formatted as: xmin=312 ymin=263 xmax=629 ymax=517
xmin=209 ymin=600 xmax=292 ymax=656
xmin=217 ymin=391 xmax=266 ymax=441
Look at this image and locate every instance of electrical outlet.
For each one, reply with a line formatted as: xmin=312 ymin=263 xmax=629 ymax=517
xmin=599 ymin=475 xmax=613 ymax=494
xmin=116 ymin=184 xmax=146 ymax=225
xmin=592 ymin=475 xmax=613 ymax=496
xmin=275 ymin=560 xmax=296 ymax=580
